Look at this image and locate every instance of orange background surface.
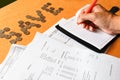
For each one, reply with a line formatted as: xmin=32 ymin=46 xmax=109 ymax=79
xmin=0 ymin=0 xmax=120 ymax=63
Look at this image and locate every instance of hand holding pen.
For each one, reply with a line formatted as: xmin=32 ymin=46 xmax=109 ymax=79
xmin=76 ymin=0 xmax=120 ymax=34
xmin=77 ymin=0 xmax=97 ymax=31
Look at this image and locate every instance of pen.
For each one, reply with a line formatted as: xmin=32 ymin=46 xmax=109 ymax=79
xmin=85 ymin=0 xmax=97 ymax=13
xmin=82 ymin=0 xmax=97 ymax=27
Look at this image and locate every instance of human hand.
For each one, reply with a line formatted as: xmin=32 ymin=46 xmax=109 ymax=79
xmin=77 ymin=4 xmax=116 ymax=34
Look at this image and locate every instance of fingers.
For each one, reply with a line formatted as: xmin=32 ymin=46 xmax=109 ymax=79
xmin=77 ymin=4 xmax=105 ymax=24
xmin=77 ymin=13 xmax=96 ymax=24
xmin=89 ymin=26 xmax=95 ymax=31
xmin=76 ymin=4 xmax=110 ymax=33
xmin=76 ymin=4 xmax=102 ymax=32
xmin=77 ymin=11 xmax=85 ymax=24
xmin=77 ymin=12 xmax=96 ymax=32
xmin=80 ymin=23 xmax=95 ymax=32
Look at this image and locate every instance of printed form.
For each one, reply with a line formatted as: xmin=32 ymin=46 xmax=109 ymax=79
xmin=0 ymin=44 xmax=26 ymax=79
xmin=2 ymin=32 xmax=120 ymax=80
xmin=0 ymin=18 xmax=67 ymax=80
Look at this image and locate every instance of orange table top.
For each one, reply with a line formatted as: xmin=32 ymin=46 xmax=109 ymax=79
xmin=0 ymin=0 xmax=120 ymax=63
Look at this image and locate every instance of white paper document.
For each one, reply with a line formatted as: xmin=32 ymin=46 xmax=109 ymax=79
xmin=2 ymin=33 xmax=120 ymax=80
xmin=44 ymin=18 xmax=89 ymax=50
xmin=59 ymin=17 xmax=117 ymax=50
xmin=0 ymin=18 xmax=68 ymax=80
xmin=0 ymin=44 xmax=26 ymax=79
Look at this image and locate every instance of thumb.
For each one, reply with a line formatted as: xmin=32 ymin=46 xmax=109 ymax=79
xmin=77 ymin=13 xmax=96 ymax=24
